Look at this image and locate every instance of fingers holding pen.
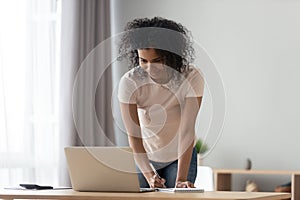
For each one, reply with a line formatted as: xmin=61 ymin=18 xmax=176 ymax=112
xmin=149 ymin=174 xmax=166 ymax=188
xmin=148 ymin=163 xmax=166 ymax=188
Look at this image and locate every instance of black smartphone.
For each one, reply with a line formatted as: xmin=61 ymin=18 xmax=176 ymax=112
xmin=19 ymin=184 xmax=53 ymax=190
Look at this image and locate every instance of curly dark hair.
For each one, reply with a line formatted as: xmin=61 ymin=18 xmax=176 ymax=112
xmin=118 ymin=17 xmax=194 ymax=73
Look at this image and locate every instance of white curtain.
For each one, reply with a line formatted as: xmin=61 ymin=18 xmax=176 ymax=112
xmin=0 ymin=0 xmax=61 ymax=186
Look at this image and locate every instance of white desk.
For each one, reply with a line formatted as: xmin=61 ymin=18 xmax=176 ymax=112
xmin=0 ymin=189 xmax=291 ymax=200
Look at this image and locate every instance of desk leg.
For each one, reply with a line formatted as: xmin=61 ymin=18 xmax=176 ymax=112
xmin=292 ymin=174 xmax=300 ymax=200
xmin=215 ymin=173 xmax=232 ymax=191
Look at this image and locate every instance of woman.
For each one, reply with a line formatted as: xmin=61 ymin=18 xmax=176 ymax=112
xmin=118 ymin=17 xmax=204 ymax=188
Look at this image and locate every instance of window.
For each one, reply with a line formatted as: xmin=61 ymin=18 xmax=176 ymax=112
xmin=0 ymin=0 xmax=61 ymax=186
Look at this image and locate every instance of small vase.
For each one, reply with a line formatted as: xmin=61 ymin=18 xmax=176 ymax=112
xmin=197 ymin=154 xmax=203 ymax=166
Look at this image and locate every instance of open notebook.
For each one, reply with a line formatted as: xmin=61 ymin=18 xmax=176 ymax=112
xmin=157 ymin=188 xmax=204 ymax=193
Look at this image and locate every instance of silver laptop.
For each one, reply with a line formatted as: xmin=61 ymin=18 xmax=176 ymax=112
xmin=64 ymin=146 xmax=155 ymax=192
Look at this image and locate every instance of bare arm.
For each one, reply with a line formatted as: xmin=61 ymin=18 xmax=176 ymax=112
xmin=176 ymin=96 xmax=202 ymax=187
xmin=119 ymin=103 xmax=165 ymax=187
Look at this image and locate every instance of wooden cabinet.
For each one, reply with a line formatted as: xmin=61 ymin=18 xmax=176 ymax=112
xmin=214 ymin=169 xmax=300 ymax=200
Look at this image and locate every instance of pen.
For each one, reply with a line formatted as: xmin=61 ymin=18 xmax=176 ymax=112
xmin=149 ymin=163 xmax=162 ymax=179
xmin=149 ymin=163 xmax=166 ymax=188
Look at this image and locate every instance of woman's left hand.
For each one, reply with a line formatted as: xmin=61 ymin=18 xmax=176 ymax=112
xmin=175 ymin=181 xmax=195 ymax=188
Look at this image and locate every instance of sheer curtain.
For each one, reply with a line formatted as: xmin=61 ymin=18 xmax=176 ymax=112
xmin=0 ymin=0 xmax=61 ymax=186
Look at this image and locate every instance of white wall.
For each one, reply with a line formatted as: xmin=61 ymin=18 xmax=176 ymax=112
xmin=111 ymin=0 xmax=300 ymax=191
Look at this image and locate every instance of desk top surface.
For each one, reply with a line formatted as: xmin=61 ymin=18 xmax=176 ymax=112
xmin=0 ymin=189 xmax=291 ymax=200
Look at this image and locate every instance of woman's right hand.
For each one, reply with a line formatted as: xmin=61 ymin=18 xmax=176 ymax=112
xmin=148 ymin=174 xmax=166 ymax=188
